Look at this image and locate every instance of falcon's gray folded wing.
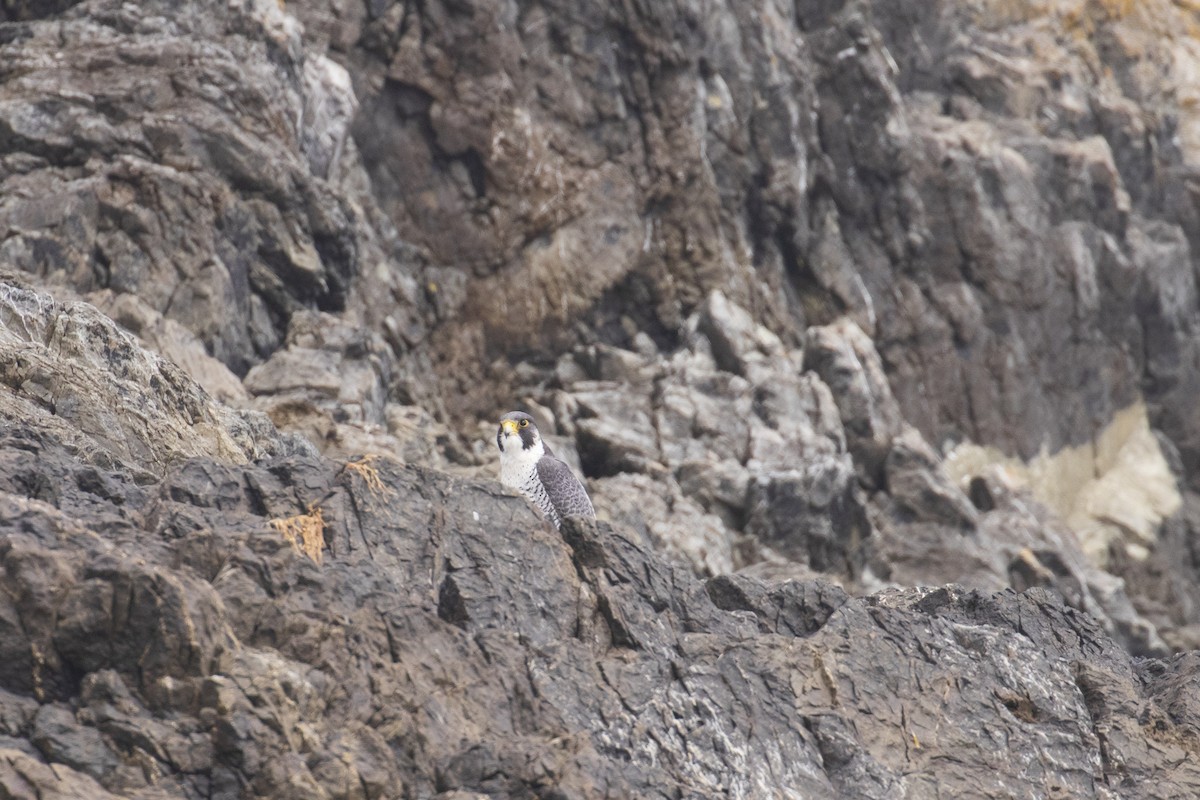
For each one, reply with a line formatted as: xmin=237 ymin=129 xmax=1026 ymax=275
xmin=536 ymin=456 xmax=595 ymax=523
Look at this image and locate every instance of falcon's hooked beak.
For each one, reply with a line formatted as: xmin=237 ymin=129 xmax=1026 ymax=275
xmin=501 ymin=419 xmax=519 ymax=435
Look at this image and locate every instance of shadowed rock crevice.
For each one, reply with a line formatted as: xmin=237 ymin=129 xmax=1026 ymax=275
xmin=436 ymin=572 xmax=469 ymax=629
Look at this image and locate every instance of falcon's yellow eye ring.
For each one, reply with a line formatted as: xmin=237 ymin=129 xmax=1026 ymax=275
xmin=519 ymin=419 xmax=529 ymax=428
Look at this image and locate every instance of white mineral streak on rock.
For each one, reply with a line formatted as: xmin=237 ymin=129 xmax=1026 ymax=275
xmin=944 ymin=402 xmax=1180 ymax=565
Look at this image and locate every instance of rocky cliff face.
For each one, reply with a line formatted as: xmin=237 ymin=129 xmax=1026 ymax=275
xmin=3 ymin=0 xmax=1200 ymax=797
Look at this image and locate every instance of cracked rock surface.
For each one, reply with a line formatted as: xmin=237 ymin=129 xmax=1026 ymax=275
xmin=2 ymin=420 xmax=1200 ymax=798
xmin=5 ymin=0 xmax=1200 ymax=797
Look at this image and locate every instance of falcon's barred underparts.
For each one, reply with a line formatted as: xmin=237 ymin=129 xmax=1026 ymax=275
xmin=496 ymin=411 xmax=595 ymax=529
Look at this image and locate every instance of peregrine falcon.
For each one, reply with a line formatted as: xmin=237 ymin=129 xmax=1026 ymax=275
xmin=496 ymin=411 xmax=595 ymax=529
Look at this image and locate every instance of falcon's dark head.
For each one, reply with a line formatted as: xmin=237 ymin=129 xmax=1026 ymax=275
xmin=497 ymin=410 xmax=539 ymax=453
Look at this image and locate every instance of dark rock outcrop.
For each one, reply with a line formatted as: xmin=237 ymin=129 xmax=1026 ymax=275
xmin=4 ymin=423 xmax=1200 ymax=798
xmin=4 ymin=0 xmax=1200 ymax=796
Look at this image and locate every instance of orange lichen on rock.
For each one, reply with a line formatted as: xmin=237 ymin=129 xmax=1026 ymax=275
xmin=271 ymin=503 xmax=326 ymax=564
xmin=345 ymin=454 xmax=391 ymax=496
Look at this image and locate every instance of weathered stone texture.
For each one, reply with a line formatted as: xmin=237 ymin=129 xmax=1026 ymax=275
xmin=3 ymin=0 xmax=1200 ymax=796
